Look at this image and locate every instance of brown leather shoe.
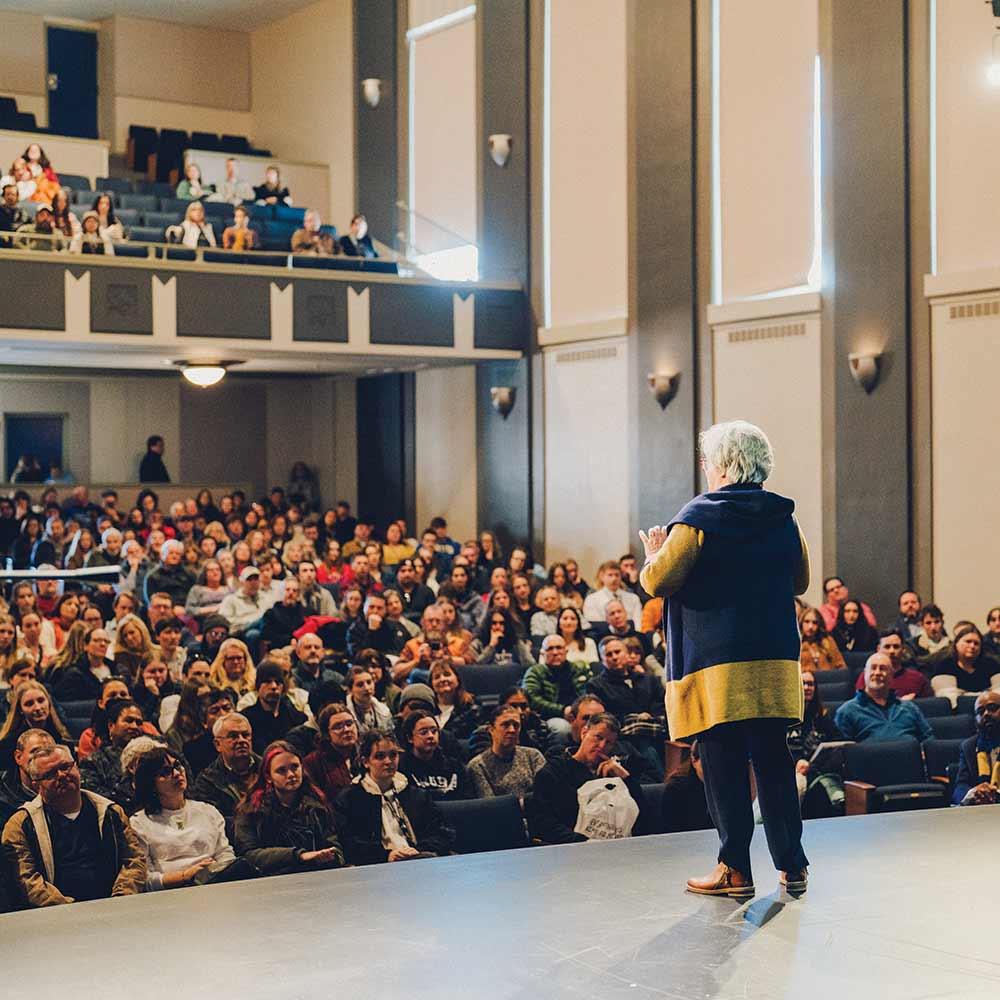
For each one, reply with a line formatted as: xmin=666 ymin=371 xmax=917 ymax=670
xmin=779 ymin=868 xmax=808 ymax=892
xmin=686 ymin=862 xmax=755 ymax=898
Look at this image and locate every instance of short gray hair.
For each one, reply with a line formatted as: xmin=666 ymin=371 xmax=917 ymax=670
xmin=699 ymin=420 xmax=773 ymax=485
xmin=26 ymin=744 xmax=73 ymax=780
xmin=121 ymin=736 xmax=166 ymax=772
xmin=160 ymin=539 xmax=183 ymax=561
xmin=213 ymin=712 xmax=251 ymax=739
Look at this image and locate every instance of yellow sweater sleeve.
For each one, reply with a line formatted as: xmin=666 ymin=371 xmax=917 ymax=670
xmin=794 ymin=522 xmax=810 ymax=596
xmin=638 ymin=524 xmax=703 ymax=599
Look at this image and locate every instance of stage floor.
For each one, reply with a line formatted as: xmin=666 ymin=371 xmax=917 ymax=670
xmin=4 ymin=805 xmax=999 ymax=999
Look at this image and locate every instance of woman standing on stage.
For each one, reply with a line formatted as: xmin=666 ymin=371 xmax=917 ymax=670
xmin=640 ymin=420 xmax=810 ymax=898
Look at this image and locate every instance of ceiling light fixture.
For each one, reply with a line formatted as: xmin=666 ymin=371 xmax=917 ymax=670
xmin=173 ymin=359 xmax=243 ymax=388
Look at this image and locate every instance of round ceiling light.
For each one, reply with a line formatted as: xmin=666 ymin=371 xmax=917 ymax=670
xmin=181 ymin=364 xmax=227 ymax=388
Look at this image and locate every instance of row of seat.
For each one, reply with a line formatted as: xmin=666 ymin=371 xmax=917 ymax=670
xmin=0 ymin=96 xmax=39 ymax=133
xmin=127 ymin=125 xmax=271 ymax=183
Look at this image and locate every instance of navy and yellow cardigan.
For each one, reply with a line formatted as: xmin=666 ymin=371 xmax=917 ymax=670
xmin=639 ymin=483 xmax=809 ymax=740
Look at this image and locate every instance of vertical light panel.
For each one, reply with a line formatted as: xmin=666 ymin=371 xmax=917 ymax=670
xmin=718 ymin=0 xmax=817 ymax=301
xmin=543 ymin=339 xmax=630 ymax=579
xmin=712 ymin=314 xmax=823 ymax=608
xmin=933 ymin=0 xmax=1000 ymax=274
xmin=544 ymin=0 xmax=627 ymax=331
xmin=410 ymin=13 xmax=478 ymax=251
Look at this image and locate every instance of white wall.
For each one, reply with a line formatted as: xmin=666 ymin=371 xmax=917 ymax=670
xmin=250 ymin=0 xmax=355 ymax=229
xmin=89 ymin=377 xmax=181 ymax=482
xmin=934 ymin=1 xmax=1000 ymax=275
xmin=543 ymin=338 xmax=630 ymax=580
xmin=930 ymin=296 xmax=1000 ymax=619
xmin=415 ymin=366 xmax=478 ymax=540
xmin=718 ymin=0 xmax=816 ymax=301
xmin=411 ymin=15 xmax=478 ymax=248
xmin=543 ymin=0 xmax=627 ymax=336
xmin=711 ymin=307 xmax=824 ymax=608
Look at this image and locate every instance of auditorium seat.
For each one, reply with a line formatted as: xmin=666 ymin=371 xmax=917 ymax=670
xmin=115 ymin=208 xmax=140 ymax=229
xmin=114 ymin=243 xmax=150 ymax=259
xmin=842 ymin=650 xmax=869 ymax=679
xmin=201 ymin=201 xmax=232 ymax=219
xmin=145 ymin=211 xmax=179 ymax=230
xmin=16 ymin=112 xmax=37 ymax=131
xmin=457 ymin=663 xmax=526 ymax=707
xmin=815 ymin=667 xmax=851 ymax=685
xmin=220 ymin=134 xmax=251 ymax=154
xmin=130 ymin=226 xmax=165 ymax=244
xmin=190 ymin=131 xmax=221 ymax=151
xmin=164 ymin=247 xmax=197 ymax=261
xmin=639 ymin=783 xmax=668 ymax=835
xmin=120 ymin=193 xmax=158 ymax=212
xmin=154 ymin=129 xmax=189 ymax=182
xmin=71 ymin=188 xmax=96 ymax=206
xmin=97 ymin=177 xmax=134 ymax=195
xmin=844 ymin=738 xmax=950 ymax=815
xmin=290 ymin=256 xmax=362 ymax=271
xmin=927 ymin=714 xmax=976 ymax=740
xmin=59 ymin=173 xmax=91 ymax=193
xmin=128 ymin=125 xmax=158 ymax=172
xmin=816 ymin=680 xmax=853 ymax=703
xmin=911 ymin=697 xmax=953 ymax=718
xmin=922 ymin=737 xmax=964 ymax=783
xmin=956 ymin=694 xmax=979 ymax=716
xmin=361 ymin=260 xmax=399 ymax=275
xmin=158 ymin=198 xmax=190 ymax=217
xmin=134 ymin=180 xmax=175 ymax=199
xmin=274 ymin=204 xmax=306 ymax=225
xmin=436 ymin=795 xmax=528 ymax=854
xmin=56 ymin=699 xmax=94 ymax=741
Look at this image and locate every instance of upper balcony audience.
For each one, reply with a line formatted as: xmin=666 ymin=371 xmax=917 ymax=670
xmin=292 ymin=209 xmax=336 ymax=256
xmin=253 ymin=165 xmax=291 ymax=206
xmin=176 ymin=162 xmax=211 ymax=201
xmin=339 ymin=213 xmax=377 ymax=258
xmin=222 ymin=205 xmax=258 ymax=250
xmin=166 ymin=201 xmax=217 ymax=248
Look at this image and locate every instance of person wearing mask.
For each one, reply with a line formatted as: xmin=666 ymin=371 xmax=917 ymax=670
xmin=398 ymin=710 xmax=475 ymax=801
xmin=334 ymin=731 xmax=453 ymax=866
xmin=2 ymin=744 xmax=145 ymax=906
xmin=467 ymin=703 xmax=547 ymax=799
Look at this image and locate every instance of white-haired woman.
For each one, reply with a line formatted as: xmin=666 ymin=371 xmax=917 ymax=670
xmin=638 ymin=419 xmax=810 ymax=899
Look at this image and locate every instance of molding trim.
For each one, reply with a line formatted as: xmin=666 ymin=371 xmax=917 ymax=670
xmin=924 ymin=268 xmax=1000 ymax=302
xmin=706 ymin=291 xmax=822 ymax=327
xmin=536 ymin=315 xmax=628 ymax=347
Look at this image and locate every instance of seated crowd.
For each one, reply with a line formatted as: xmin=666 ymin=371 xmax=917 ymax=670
xmin=0 ymin=145 xmax=378 ymax=259
xmin=0 ymin=482 xmax=996 ymax=911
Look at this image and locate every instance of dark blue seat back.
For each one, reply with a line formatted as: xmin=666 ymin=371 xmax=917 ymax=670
xmin=911 ymin=697 xmax=953 ymax=718
xmin=928 ymin=714 xmax=976 ymax=740
xmin=436 ymin=795 xmax=528 ymax=854
xmin=457 ymin=663 xmax=525 ymax=706
xmin=845 ymin=738 xmax=925 ymax=786
xmin=922 ymin=737 xmax=964 ymax=780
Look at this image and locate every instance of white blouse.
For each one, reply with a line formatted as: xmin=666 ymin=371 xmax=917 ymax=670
xmin=130 ymin=799 xmax=235 ymax=890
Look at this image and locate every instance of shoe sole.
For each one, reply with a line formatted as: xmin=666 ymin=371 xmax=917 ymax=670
xmin=780 ymin=881 xmax=807 ymax=892
xmin=686 ymin=884 xmax=755 ymax=899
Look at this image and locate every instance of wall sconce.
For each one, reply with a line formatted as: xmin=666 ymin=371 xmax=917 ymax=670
xmin=361 ymin=78 xmax=382 ymax=108
xmin=848 ymin=351 xmax=881 ymax=394
xmin=490 ymin=386 xmax=516 ymax=419
xmin=647 ymin=371 xmax=679 ymax=410
xmin=488 ymin=134 xmax=512 ymax=167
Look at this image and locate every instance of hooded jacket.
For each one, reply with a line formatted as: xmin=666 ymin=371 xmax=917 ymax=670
xmin=640 ymin=483 xmax=809 ymax=739
xmin=2 ymin=790 xmax=145 ymax=906
xmin=334 ymin=772 xmax=453 ymax=865
xmin=399 ymin=748 xmax=476 ymax=801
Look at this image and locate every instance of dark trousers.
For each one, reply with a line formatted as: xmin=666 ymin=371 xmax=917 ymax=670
xmin=698 ymin=718 xmax=808 ymax=878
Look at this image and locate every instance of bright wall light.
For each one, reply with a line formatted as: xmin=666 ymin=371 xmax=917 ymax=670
xmin=182 ymin=365 xmax=226 ymax=388
xmin=413 ymin=244 xmax=479 ymax=282
xmin=990 ymin=32 xmax=1000 ymax=86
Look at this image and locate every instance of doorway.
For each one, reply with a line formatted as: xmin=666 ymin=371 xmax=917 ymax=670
xmin=4 ymin=414 xmax=65 ymax=482
xmin=47 ymin=26 xmax=98 ymax=139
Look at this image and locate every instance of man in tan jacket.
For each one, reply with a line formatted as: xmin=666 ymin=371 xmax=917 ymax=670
xmin=2 ymin=745 xmax=145 ymax=907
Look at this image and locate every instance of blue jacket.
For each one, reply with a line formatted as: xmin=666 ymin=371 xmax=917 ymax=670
xmin=834 ymin=691 xmax=933 ymax=743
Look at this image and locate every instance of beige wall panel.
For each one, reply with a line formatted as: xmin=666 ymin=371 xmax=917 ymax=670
xmin=112 ymin=97 xmax=254 ymax=154
xmin=251 ymin=0 xmax=355 ymax=230
xmin=712 ymin=313 xmax=823 ymax=607
xmin=719 ymin=0 xmax=816 ymax=301
xmin=415 ymin=366 xmax=478 ymax=541
xmin=543 ymin=338 xmax=630 ymax=581
xmin=0 ymin=13 xmax=45 ymax=97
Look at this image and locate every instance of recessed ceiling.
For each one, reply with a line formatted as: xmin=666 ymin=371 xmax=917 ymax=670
xmin=0 ymin=0 xmax=322 ymax=32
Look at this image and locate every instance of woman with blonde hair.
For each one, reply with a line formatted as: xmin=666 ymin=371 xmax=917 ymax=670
xmin=0 ymin=614 xmax=27 ymax=679
xmin=208 ymin=637 xmax=256 ymax=697
xmin=44 ymin=620 xmax=90 ymax=682
xmin=0 ymin=680 xmax=71 ymax=769
xmin=113 ymin=613 xmax=156 ymax=683
xmin=165 ymin=199 xmax=216 ymax=248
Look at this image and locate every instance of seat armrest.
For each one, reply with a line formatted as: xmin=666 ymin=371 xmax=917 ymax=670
xmin=844 ymin=780 xmax=875 ymax=815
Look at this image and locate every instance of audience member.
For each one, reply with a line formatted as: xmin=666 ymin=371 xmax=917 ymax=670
xmin=216 ymin=157 xmax=255 ymax=204
xmin=91 ymin=192 xmax=125 ymax=242
xmin=79 ymin=699 xmax=147 ymax=810
xmin=0 ymin=681 xmax=71 ymax=770
xmin=334 ymin=730 xmax=453 ymax=865
xmin=930 ymin=623 xmax=1000 ymax=693
xmin=835 ymin=653 xmax=933 ymax=742
xmin=303 ymin=703 xmax=361 ymax=799
xmin=298 ymin=559 xmax=338 ymax=616
xmin=339 ymin=213 xmax=377 ymax=257
xmin=953 ymin=691 xmax=1000 ymax=805
xmin=221 ymin=204 xmax=259 ymax=250
xmin=398 ymin=710 xmax=474 ymax=801
xmin=831 ymin=598 xmax=880 ymax=654
xmin=798 ymin=607 xmax=846 ymax=672
xmin=233 ymin=740 xmax=344 ymax=875
xmin=176 ymin=161 xmax=211 ymax=201
xmin=0 ymin=182 xmax=27 ymax=239
xmin=254 ymin=166 xmax=291 ymax=205
xmin=557 ymin=606 xmax=599 ymax=666
xmin=130 ymin=746 xmax=243 ymax=889
xmin=209 ymin=638 xmax=256 ymax=697
xmin=344 ymin=664 xmax=394 ymax=737
xmin=891 ymin=590 xmax=924 ymax=639
xmin=476 ymin=607 xmax=533 ymax=666
xmin=908 ymin=603 xmax=951 ymax=667
xmin=14 ymin=202 xmax=66 ymax=251
xmin=139 ymin=435 xmax=170 ymax=483
xmin=190 ymin=713 xmax=259 ymax=832
xmin=166 ymin=201 xmax=217 ymax=248
xmin=291 ymin=209 xmax=336 ymax=255
xmin=0 ymin=729 xmax=55 ymax=827
xmin=522 ymin=635 xmax=592 ymax=743
xmin=818 ymin=576 xmax=876 ymax=632
xmin=347 ymin=593 xmax=405 ymax=657
xmin=853 ymin=629 xmax=931 ymax=698
xmin=527 ymin=712 xmax=648 ymax=844
xmin=467 ymin=703 xmax=546 ymax=799
xmin=51 ymin=188 xmax=80 ymax=239
xmin=429 ymin=661 xmax=481 ymax=740
xmin=2 ymin=744 xmax=145 ymax=906
xmin=582 ymin=561 xmax=642 ymax=628
xmin=239 ymin=659 xmax=308 ymax=754
xmin=69 ymin=210 xmax=114 ymax=255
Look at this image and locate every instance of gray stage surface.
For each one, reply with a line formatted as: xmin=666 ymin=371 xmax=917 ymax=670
xmin=3 ymin=805 xmax=998 ymax=999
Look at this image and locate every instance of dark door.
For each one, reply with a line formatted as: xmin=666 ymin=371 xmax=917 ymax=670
xmin=47 ymin=27 xmax=98 ymax=139
xmin=5 ymin=414 xmax=64 ymax=481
